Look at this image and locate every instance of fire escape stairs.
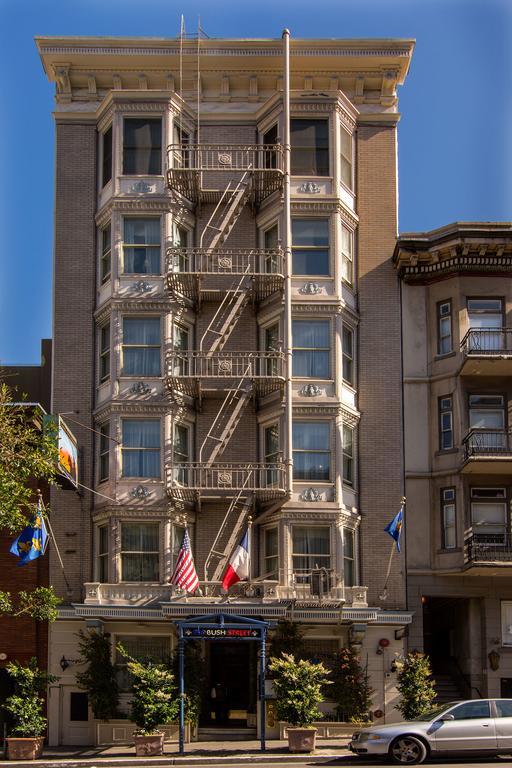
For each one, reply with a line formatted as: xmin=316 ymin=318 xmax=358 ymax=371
xmin=206 ymin=490 xmax=254 ymax=582
xmin=199 ymin=376 xmax=253 ymax=466
xmin=200 ymin=172 xmax=252 ymax=252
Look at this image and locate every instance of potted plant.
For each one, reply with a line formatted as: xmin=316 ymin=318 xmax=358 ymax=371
xmin=3 ymin=657 xmax=58 ymax=760
xmin=117 ymin=646 xmax=178 ymax=756
xmin=269 ymin=652 xmax=330 ymax=753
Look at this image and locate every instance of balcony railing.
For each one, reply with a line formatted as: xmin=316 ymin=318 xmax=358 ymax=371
xmin=461 ymin=328 xmax=512 ymax=357
xmin=166 ymin=462 xmax=287 ymax=502
xmin=462 ymin=429 xmax=512 ymax=461
xmin=166 ymin=351 xmax=285 ymax=397
xmin=166 ymin=144 xmax=284 ymax=203
xmin=165 ymin=247 xmax=284 ymax=303
xmin=465 ymin=531 xmax=512 ymax=564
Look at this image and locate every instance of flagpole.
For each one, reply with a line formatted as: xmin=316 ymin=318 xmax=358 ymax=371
xmin=39 ymin=494 xmax=72 ymax=594
xmin=379 ymin=497 xmax=405 ymax=601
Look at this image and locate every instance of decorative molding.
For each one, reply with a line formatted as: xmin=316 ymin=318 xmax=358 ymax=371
xmin=93 ymin=401 xmax=169 ymax=419
xmin=300 ymin=487 xmax=321 ymax=502
xmin=129 ymin=381 xmax=152 ymax=395
xmin=131 ymin=280 xmax=153 ymax=292
xmin=299 ymin=282 xmax=322 ymax=295
xmin=299 ymin=384 xmax=323 ymax=397
xmin=298 ymin=182 xmax=321 ymax=194
xmin=130 ymin=485 xmax=151 ymax=499
xmin=129 ymin=180 xmax=155 ymax=194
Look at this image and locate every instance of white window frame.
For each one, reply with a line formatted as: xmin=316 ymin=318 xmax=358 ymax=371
xmin=122 ymin=216 xmax=162 ymax=276
xmin=441 ymin=487 xmax=456 ymax=550
xmin=99 ymin=322 xmax=110 ymax=384
xmin=292 ymin=318 xmax=330 ymax=380
xmin=119 ymin=521 xmax=161 ymax=583
xmin=121 ymin=418 xmax=162 ymax=479
xmin=292 ymin=420 xmax=331 ymax=482
xmin=122 ymin=116 xmax=163 ymax=177
xmin=341 ymin=223 xmax=354 ymax=286
xmin=96 ymin=524 xmax=109 ymax=583
xmin=121 ymin=315 xmax=162 ymax=378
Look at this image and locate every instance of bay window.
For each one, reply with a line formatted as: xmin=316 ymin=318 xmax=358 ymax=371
xmin=122 ymin=317 xmax=161 ymax=376
xmin=342 ymin=326 xmax=354 ymax=385
xmin=123 ymin=118 xmax=162 ymax=175
xmin=470 ymin=487 xmax=507 ymax=544
xmin=100 ymin=224 xmax=111 ymax=284
xmin=123 ymin=218 xmax=161 ymax=274
xmin=292 ymin=320 xmax=329 ymax=378
xmin=339 ymin=125 xmax=353 ymax=190
xmin=343 ymin=425 xmax=354 ymax=486
xmin=344 ymin=529 xmax=355 ymax=586
xmin=292 ymin=219 xmax=329 ymax=276
xmin=291 ymin=119 xmax=329 ymax=176
xmin=121 ymin=419 xmax=161 ymax=478
xmin=99 ymin=422 xmax=110 ymax=482
xmin=292 ymin=526 xmax=331 ymax=580
xmin=99 ymin=322 xmax=110 ymax=383
xmin=97 ymin=525 xmax=109 ymax=583
xmin=264 ymin=527 xmax=278 ymax=579
xmin=293 ymin=422 xmax=330 ymax=481
xmin=467 ymin=298 xmax=504 ymax=351
xmin=120 ymin=522 xmax=160 ymax=581
xmin=341 ymin=224 xmax=354 ymax=285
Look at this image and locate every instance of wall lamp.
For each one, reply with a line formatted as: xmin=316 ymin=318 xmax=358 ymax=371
xmin=60 ymin=655 xmax=80 ymax=671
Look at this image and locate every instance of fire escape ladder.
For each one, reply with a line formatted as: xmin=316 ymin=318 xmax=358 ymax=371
xmin=206 ymin=489 xmax=254 ymax=582
xmin=199 ymin=269 xmax=251 ymax=353
xmin=199 ymin=375 xmax=252 ymax=465
xmin=200 ymin=171 xmax=252 ymax=252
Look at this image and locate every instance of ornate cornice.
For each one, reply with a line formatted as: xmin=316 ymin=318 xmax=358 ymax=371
xmin=93 ymin=401 xmax=169 ymax=418
xmin=94 ymin=299 xmax=174 ymax=322
xmin=96 ymin=198 xmax=173 ymax=227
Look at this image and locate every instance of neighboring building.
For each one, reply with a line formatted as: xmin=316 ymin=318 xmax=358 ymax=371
xmin=395 ymin=222 xmax=512 ymax=701
xmin=37 ymin=33 xmax=414 ymax=744
xmin=0 ymin=340 xmax=52 ymax=735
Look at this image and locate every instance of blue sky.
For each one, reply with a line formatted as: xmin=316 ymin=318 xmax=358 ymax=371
xmin=0 ymin=0 xmax=510 ymax=364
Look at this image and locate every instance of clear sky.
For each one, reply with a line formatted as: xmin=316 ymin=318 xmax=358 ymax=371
xmin=0 ymin=0 xmax=510 ymax=364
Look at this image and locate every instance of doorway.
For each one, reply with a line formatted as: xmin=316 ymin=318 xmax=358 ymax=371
xmin=204 ymin=642 xmax=257 ymax=727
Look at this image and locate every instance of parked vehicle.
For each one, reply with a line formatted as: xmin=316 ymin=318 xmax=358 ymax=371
xmin=349 ymin=699 xmax=512 ymax=764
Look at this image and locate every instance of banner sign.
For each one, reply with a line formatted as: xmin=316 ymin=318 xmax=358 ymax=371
xmin=57 ymin=418 xmax=78 ymax=488
xmin=183 ymin=626 xmax=262 ymax=639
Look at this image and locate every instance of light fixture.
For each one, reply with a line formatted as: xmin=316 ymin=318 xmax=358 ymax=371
xmin=395 ymin=627 xmax=408 ymax=640
xmin=60 ymin=655 xmax=70 ymax=671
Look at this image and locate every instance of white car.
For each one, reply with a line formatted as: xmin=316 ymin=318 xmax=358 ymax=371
xmin=349 ymin=699 xmax=512 ymax=764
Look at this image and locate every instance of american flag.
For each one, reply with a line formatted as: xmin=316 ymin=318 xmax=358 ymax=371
xmin=170 ymin=529 xmax=199 ymax=593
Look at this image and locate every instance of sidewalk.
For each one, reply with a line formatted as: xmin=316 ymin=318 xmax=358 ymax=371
xmin=3 ymin=738 xmax=352 ymax=766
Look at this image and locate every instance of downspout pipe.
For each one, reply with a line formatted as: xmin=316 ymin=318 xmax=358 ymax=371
xmin=282 ymin=28 xmax=293 ymax=496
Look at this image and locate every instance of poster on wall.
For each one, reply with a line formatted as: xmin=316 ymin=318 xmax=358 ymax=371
xmin=57 ymin=418 xmax=78 ymax=488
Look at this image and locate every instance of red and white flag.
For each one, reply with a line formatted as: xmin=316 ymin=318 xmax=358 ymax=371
xmin=171 ymin=529 xmax=199 ymax=593
xmin=221 ymin=529 xmax=250 ymax=590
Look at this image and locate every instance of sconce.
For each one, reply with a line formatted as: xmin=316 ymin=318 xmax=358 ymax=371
xmin=60 ymin=655 xmax=80 ymax=671
xmin=395 ymin=627 xmax=408 ymax=641
xmin=488 ymin=649 xmax=500 ymax=672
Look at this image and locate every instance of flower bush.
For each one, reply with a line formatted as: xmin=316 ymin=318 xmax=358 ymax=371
xmin=3 ymin=658 xmax=58 ymax=737
xmin=269 ymin=653 xmax=331 ymax=727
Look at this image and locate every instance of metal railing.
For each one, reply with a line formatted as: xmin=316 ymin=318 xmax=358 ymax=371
xmin=461 ymin=328 xmax=512 ymax=357
xmin=462 ymin=428 xmax=512 ymax=460
xmin=166 ymin=247 xmax=284 ymax=277
xmin=166 ymin=462 xmax=287 ymax=494
xmin=464 ymin=531 xmax=512 ymax=563
xmin=166 ymin=351 xmax=285 ymax=380
xmin=167 ymin=143 xmax=284 ymax=173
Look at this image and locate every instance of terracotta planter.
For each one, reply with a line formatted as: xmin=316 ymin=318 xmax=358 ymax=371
xmin=134 ymin=732 xmax=164 ymax=756
xmin=6 ymin=737 xmax=45 ymax=760
xmin=287 ymin=727 xmax=317 ymax=753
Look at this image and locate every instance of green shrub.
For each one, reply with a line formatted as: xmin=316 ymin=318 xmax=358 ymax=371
xmin=269 ymin=653 xmax=330 ymax=727
xmin=3 ymin=658 xmax=58 ymax=737
xmin=76 ymin=630 xmax=119 ymax=720
xmin=396 ymin=652 xmax=436 ymax=720
xmin=331 ymin=647 xmax=373 ymax=723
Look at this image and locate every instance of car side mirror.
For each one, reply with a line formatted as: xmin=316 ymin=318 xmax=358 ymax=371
xmin=440 ymin=714 xmax=455 ymax=721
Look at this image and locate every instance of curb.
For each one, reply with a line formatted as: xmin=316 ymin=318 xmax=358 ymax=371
xmin=3 ymin=754 xmax=347 ymax=767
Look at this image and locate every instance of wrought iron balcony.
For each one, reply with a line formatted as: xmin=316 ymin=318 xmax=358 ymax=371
xmin=166 ymin=462 xmax=287 ymax=503
xmin=166 ymin=144 xmax=284 ymax=204
xmin=464 ymin=531 xmax=512 ymax=565
xmin=460 ymin=328 xmax=512 ymax=376
xmin=166 ymin=350 xmax=285 ymax=398
xmin=165 ymin=247 xmax=284 ymax=304
xmin=462 ymin=429 xmax=512 ymax=472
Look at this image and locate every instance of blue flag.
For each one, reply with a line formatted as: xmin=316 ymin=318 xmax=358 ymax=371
xmin=384 ymin=502 xmax=404 ymax=552
xmin=10 ymin=501 xmax=49 ymax=566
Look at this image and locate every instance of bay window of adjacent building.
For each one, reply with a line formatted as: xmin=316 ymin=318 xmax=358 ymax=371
xmin=123 ymin=218 xmax=161 ymax=274
xmin=120 ymin=522 xmax=160 ymax=582
xmin=467 ymin=298 xmax=504 ymax=351
xmin=342 ymin=425 xmax=354 ymax=486
xmin=100 ymin=223 xmax=111 ymax=284
xmin=441 ymin=487 xmax=456 ymax=549
xmin=292 ymin=320 xmax=330 ymax=378
xmin=339 ymin=125 xmax=353 ymax=190
xmin=263 ymin=527 xmax=278 ymax=579
xmin=342 ymin=325 xmax=354 ymax=385
xmin=343 ymin=528 xmax=355 ymax=586
xmin=470 ymin=487 xmax=507 ymax=544
xmin=439 ymin=396 xmax=454 ymax=450
xmin=291 ymin=119 xmax=329 ymax=176
xmin=99 ymin=322 xmax=110 ymax=383
xmin=468 ymin=394 xmax=505 ymax=450
xmin=292 ymin=219 xmax=329 ymax=276
xmin=121 ymin=419 xmax=161 ymax=478
xmin=293 ymin=422 xmax=330 ymax=481
xmin=97 ymin=525 xmax=109 ymax=583
xmin=101 ymin=125 xmax=113 ymax=187
xmin=173 ymin=423 xmax=189 ymax=484
xmin=99 ymin=423 xmax=110 ymax=482
xmin=122 ymin=317 xmax=161 ymax=376
xmin=123 ymin=118 xmax=162 ymax=175
xmin=115 ymin=636 xmax=170 ymax=691
xmin=437 ymin=300 xmax=453 ymax=355
xmin=292 ymin=526 xmax=331 ymax=582
xmin=341 ymin=224 xmax=354 ymax=285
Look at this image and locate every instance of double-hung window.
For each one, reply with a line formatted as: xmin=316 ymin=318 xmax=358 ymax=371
xmin=264 ymin=223 xmax=279 ymax=273
xmin=292 ymin=219 xmax=329 ymax=276
xmin=468 ymin=394 xmax=505 ymax=451
xmin=122 ymin=317 xmax=161 ymax=377
xmin=293 ymin=422 xmax=330 ymax=481
xmin=441 ymin=488 xmax=456 ymax=549
xmin=470 ymin=487 xmax=507 ymax=544
xmin=439 ymin=396 xmax=454 ymax=450
xmin=467 ymin=298 xmax=504 ymax=351
xmin=97 ymin=525 xmax=109 ymax=582
xmin=292 ymin=320 xmax=329 ymax=378
xmin=341 ymin=224 xmax=354 ymax=285
xmin=123 ymin=118 xmax=162 ymax=175
xmin=437 ymin=300 xmax=452 ymax=355
xmin=292 ymin=526 xmax=330 ymax=581
xmin=100 ymin=224 xmax=111 ymax=284
xmin=172 ymin=323 xmax=190 ymax=376
xmin=173 ymin=423 xmax=189 ymax=485
xmin=99 ymin=423 xmax=110 ymax=482
xmin=342 ymin=425 xmax=354 ymax=486
xmin=99 ymin=322 xmax=110 ymax=383
xmin=121 ymin=523 xmax=160 ymax=582
xmin=339 ymin=126 xmax=353 ymax=190
xmin=264 ymin=528 xmax=278 ymax=579
xmin=123 ymin=218 xmax=161 ymax=274
xmin=172 ymin=223 xmax=189 ymax=272
xmin=265 ymin=423 xmax=280 ymax=485
xmin=343 ymin=529 xmax=355 ymax=586
xmin=101 ymin=125 xmax=113 ymax=187
xmin=342 ymin=326 xmax=354 ymax=385
xmin=291 ymin=119 xmax=329 ymax=176
xmin=122 ymin=419 xmax=161 ymax=478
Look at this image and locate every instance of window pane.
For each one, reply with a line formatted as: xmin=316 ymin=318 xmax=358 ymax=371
xmin=467 ymin=299 xmax=502 ymax=313
xmin=496 ymin=701 xmax=512 ymax=718
xmin=123 ymin=119 xmax=162 ymax=175
xmin=293 ymin=321 xmax=329 ymax=374
xmin=450 ymin=701 xmax=490 ymax=720
xmin=293 ymin=422 xmax=329 ymax=449
xmin=123 ymin=420 xmax=160 ymax=448
xmin=291 ymin=119 xmax=329 ymax=176
xmin=102 ymin=126 xmax=112 ymax=187
xmin=124 ymin=318 xmax=160 ymax=345
xmin=292 ymin=220 xmax=329 ymax=246
xmin=292 ymin=249 xmax=329 ymax=276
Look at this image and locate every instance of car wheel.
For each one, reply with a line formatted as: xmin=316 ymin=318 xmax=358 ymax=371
xmin=389 ymin=735 xmax=428 ymax=765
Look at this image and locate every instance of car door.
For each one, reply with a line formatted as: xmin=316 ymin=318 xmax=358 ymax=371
xmin=494 ymin=699 xmax=512 ymax=750
xmin=433 ymin=700 xmax=497 ymax=752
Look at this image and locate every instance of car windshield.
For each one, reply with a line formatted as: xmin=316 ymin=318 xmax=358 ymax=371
xmin=415 ymin=703 xmax=458 ymax=721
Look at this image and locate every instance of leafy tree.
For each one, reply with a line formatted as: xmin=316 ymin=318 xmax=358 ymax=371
xmin=269 ymin=620 xmax=305 ymax=660
xmin=3 ymin=657 xmax=58 ymax=737
xmin=117 ymin=645 xmax=178 ymax=735
xmin=396 ymin=652 xmax=436 ymax=720
xmin=331 ymin=647 xmax=373 ymax=723
xmin=0 ymin=382 xmax=61 ymax=620
xmin=269 ymin=653 xmax=331 ymax=727
xmin=76 ymin=630 xmax=119 ymax=720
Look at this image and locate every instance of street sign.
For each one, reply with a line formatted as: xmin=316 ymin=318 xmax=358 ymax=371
xmin=183 ymin=626 xmax=262 ymax=638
